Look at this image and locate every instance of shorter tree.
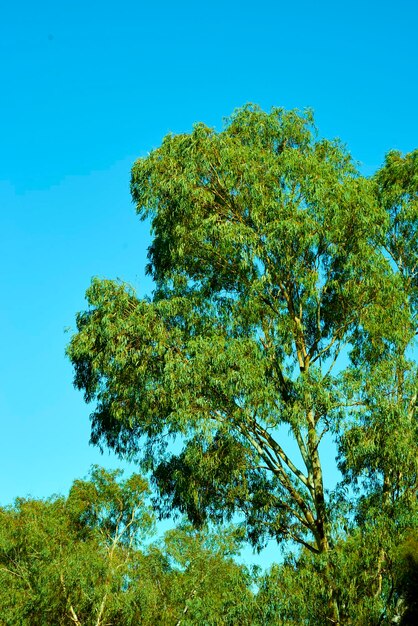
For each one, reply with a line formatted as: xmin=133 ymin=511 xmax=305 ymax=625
xmin=0 ymin=467 xmax=253 ymax=626
xmin=0 ymin=467 xmax=154 ymax=625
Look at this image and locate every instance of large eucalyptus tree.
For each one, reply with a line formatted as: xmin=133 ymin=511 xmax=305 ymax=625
xmin=68 ymin=106 xmax=418 ymax=624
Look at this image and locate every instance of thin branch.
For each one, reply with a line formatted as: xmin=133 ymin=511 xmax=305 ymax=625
xmin=95 ymin=593 xmax=108 ymax=626
xmin=0 ymin=564 xmax=31 ymax=587
xmin=69 ymin=605 xmax=82 ymax=626
xmin=291 ymin=424 xmax=312 ymax=479
xmin=323 ymin=351 xmax=344 ymax=381
xmin=252 ymin=420 xmax=313 ymax=492
xmin=60 ymin=572 xmax=82 ymax=626
xmin=286 ymin=531 xmax=320 ymax=555
xmin=310 ymin=333 xmax=341 ymax=366
xmin=241 ymin=423 xmax=318 ymax=535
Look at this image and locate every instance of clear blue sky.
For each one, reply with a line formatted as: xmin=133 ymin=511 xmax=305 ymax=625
xmin=1 ymin=0 xmax=417 ymax=566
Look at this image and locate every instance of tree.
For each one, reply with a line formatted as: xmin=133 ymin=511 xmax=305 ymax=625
xmin=0 ymin=467 xmax=154 ymax=625
xmin=160 ymin=523 xmax=253 ymax=625
xmin=0 ymin=468 xmax=252 ymax=625
xmin=67 ymin=105 xmax=418 ymax=624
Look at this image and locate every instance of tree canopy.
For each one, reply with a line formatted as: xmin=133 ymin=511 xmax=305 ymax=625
xmin=0 ymin=467 xmax=253 ymax=625
xmin=67 ymin=105 xmax=418 ymax=625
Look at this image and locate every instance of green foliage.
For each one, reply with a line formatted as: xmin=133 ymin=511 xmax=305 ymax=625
xmin=0 ymin=467 xmax=154 ymax=625
xmin=394 ymin=531 xmax=418 ymax=625
xmin=0 ymin=468 xmax=253 ymax=625
xmin=67 ymin=105 xmax=418 ymax=624
xmin=162 ymin=524 xmax=253 ymax=625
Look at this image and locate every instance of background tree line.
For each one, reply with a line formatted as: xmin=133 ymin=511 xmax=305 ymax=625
xmin=1 ymin=466 xmax=417 ymax=625
xmin=0 ymin=467 xmax=254 ymax=625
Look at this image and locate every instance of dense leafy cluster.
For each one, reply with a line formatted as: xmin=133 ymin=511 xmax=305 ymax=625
xmin=0 ymin=468 xmax=253 ymax=625
xmin=66 ymin=105 xmax=418 ymax=624
xmin=1 ymin=468 xmax=417 ymax=625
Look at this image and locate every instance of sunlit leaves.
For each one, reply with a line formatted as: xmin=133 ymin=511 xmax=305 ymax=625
xmin=67 ymin=105 xmax=418 ymax=623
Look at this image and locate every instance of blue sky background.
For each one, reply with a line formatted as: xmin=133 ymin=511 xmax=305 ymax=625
xmin=1 ymin=0 xmax=417 ymax=567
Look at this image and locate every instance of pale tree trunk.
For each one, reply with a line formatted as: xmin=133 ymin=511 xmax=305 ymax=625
xmin=60 ymin=572 xmax=83 ymax=626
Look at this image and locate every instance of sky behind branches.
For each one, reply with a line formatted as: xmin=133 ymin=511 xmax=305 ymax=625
xmin=1 ymin=0 xmax=417 ymax=567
